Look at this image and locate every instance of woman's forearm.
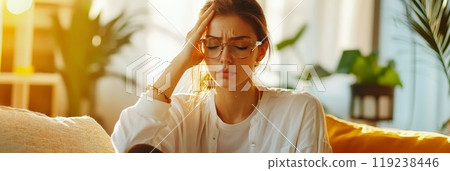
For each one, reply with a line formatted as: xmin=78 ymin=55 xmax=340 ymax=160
xmin=150 ymin=55 xmax=190 ymax=102
xmin=148 ymin=4 xmax=215 ymax=102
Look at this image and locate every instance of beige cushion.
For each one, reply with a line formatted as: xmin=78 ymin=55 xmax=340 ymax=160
xmin=0 ymin=106 xmax=114 ymax=153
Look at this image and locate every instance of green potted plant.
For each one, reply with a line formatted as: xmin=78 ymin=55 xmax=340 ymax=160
xmin=52 ymin=0 xmax=145 ymax=116
xmin=336 ymin=50 xmax=403 ymax=120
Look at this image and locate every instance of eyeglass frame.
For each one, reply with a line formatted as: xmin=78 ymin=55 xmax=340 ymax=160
xmin=200 ymin=38 xmax=263 ymax=59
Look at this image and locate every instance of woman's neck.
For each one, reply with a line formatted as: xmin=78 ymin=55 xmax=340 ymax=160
xmin=214 ymin=83 xmax=261 ymax=124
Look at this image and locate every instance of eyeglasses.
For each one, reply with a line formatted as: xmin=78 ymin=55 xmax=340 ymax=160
xmin=200 ymin=37 xmax=262 ymax=59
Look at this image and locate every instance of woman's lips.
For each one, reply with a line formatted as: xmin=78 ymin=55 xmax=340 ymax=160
xmin=216 ymin=71 xmax=236 ymax=78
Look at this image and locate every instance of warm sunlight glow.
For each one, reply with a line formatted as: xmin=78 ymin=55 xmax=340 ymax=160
xmin=0 ymin=1 xmax=3 ymax=71
xmin=92 ymin=35 xmax=102 ymax=47
xmin=89 ymin=0 xmax=107 ymax=19
xmin=6 ymin=0 xmax=33 ymax=15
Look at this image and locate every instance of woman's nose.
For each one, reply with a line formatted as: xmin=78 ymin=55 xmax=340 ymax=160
xmin=219 ymin=46 xmax=233 ymax=65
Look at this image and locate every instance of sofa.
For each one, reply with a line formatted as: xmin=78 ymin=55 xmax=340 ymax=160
xmin=325 ymin=115 xmax=450 ymax=153
xmin=1 ymin=105 xmax=449 ymax=153
xmin=0 ymin=106 xmax=114 ymax=153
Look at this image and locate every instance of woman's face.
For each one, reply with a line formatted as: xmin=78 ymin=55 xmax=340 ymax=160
xmin=204 ymin=14 xmax=267 ymax=91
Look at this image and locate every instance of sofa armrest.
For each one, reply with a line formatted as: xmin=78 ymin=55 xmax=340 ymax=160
xmin=326 ymin=114 xmax=450 ymax=153
xmin=0 ymin=106 xmax=114 ymax=153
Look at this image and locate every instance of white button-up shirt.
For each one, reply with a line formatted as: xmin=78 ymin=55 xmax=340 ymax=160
xmin=111 ymin=88 xmax=332 ymax=153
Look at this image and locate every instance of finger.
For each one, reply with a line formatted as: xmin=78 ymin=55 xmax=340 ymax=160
xmin=185 ymin=5 xmax=215 ymax=50
xmin=186 ymin=6 xmax=213 ymax=42
xmin=185 ymin=30 xmax=193 ymax=42
xmin=193 ymin=4 xmax=215 ymax=31
xmin=186 ymin=8 xmax=215 ymax=47
xmin=197 ymin=5 xmax=214 ymax=26
xmin=192 ymin=9 xmax=215 ymax=41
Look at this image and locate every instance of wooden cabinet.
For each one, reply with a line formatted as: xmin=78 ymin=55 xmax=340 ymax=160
xmin=0 ymin=73 xmax=64 ymax=116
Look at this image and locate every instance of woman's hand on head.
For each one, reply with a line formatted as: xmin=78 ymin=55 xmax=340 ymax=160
xmin=147 ymin=5 xmax=214 ymax=101
xmin=177 ymin=4 xmax=215 ymax=70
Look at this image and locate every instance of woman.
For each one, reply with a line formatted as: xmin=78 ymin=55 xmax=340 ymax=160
xmin=112 ymin=0 xmax=332 ymax=153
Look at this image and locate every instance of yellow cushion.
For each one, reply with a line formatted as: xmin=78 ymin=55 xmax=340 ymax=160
xmin=0 ymin=106 xmax=115 ymax=153
xmin=325 ymin=114 xmax=450 ymax=153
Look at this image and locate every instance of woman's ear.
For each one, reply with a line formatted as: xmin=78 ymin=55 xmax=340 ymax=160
xmin=257 ymin=41 xmax=269 ymax=62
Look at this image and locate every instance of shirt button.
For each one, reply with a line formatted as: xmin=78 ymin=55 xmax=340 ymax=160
xmin=251 ymin=143 xmax=256 ymax=147
xmin=212 ymin=137 xmax=216 ymax=140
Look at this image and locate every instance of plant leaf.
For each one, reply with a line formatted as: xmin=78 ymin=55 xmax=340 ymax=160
xmin=276 ymin=24 xmax=308 ymax=50
xmin=351 ymin=56 xmax=377 ymax=84
xmin=336 ymin=50 xmax=361 ymax=73
xmin=406 ymin=0 xmax=450 ymax=91
xmin=378 ymin=65 xmax=403 ymax=87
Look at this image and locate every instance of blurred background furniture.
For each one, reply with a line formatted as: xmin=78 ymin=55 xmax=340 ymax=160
xmin=1 ymin=0 xmax=69 ymax=116
xmin=350 ymin=84 xmax=394 ymax=126
xmin=0 ymin=73 xmax=63 ymax=116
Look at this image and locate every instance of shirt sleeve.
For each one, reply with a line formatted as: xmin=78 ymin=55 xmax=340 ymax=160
xmin=295 ymin=94 xmax=333 ymax=153
xmin=111 ymin=93 xmax=187 ymax=153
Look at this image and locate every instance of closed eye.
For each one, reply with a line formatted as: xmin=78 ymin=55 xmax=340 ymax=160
xmin=207 ymin=46 xmax=220 ymax=50
xmin=234 ymin=46 xmax=249 ymax=50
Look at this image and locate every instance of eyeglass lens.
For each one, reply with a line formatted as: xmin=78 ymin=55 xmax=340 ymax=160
xmin=202 ymin=38 xmax=257 ymax=59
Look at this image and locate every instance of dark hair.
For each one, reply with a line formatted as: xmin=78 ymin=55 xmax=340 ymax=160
xmin=200 ymin=0 xmax=270 ymax=44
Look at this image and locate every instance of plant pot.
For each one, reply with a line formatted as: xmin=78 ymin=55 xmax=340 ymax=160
xmin=350 ymin=84 xmax=395 ymax=121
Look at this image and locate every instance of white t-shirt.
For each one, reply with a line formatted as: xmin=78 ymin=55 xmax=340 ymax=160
xmin=111 ymin=87 xmax=333 ymax=153
xmin=216 ymin=107 xmax=255 ymax=153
